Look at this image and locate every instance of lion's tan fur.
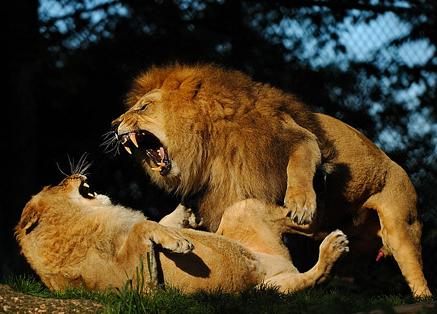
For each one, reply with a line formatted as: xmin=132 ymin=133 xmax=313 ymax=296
xmin=112 ymin=63 xmax=431 ymax=297
xmin=16 ymin=175 xmax=348 ymax=293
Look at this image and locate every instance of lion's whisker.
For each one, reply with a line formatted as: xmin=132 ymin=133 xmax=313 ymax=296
xmin=101 ymin=130 xmax=121 ymax=156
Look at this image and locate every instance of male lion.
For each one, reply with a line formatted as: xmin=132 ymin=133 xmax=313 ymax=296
xmin=111 ymin=63 xmax=431 ymax=297
xmin=15 ymin=173 xmax=349 ymax=293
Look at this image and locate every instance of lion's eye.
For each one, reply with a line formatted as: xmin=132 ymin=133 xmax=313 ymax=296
xmin=79 ymin=181 xmax=96 ymax=199
xmin=138 ymin=103 xmax=148 ymax=111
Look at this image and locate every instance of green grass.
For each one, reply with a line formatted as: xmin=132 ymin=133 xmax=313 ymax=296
xmin=4 ymin=274 xmax=434 ymax=314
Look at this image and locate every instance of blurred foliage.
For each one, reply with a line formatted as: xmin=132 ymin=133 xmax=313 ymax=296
xmin=4 ymin=0 xmax=436 ymax=291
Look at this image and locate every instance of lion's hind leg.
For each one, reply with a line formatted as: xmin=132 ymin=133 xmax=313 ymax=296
xmin=364 ymin=165 xmax=432 ymax=298
xmin=263 ymin=230 xmax=349 ymax=293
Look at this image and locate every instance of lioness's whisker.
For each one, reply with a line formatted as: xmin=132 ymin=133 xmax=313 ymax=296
xmin=70 ymin=153 xmax=92 ymax=175
xmin=56 ymin=162 xmax=69 ymax=177
xmin=56 ymin=153 xmax=92 ymax=178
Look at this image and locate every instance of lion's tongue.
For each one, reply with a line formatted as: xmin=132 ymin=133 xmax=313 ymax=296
xmin=146 ymin=147 xmax=170 ymax=174
xmin=146 ymin=148 xmax=162 ymax=166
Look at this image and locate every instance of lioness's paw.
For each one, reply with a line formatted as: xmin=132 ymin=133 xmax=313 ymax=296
xmin=151 ymin=229 xmax=194 ymax=254
xmin=319 ymin=230 xmax=349 ymax=262
xmin=284 ymin=189 xmax=317 ymax=225
xmin=159 ymin=205 xmax=202 ymax=229
xmin=178 ymin=206 xmax=202 ymax=229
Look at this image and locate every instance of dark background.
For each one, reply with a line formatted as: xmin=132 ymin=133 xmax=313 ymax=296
xmin=4 ymin=0 xmax=436 ymax=294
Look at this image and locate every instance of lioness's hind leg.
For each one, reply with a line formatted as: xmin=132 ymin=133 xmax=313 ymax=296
xmin=263 ymin=230 xmax=348 ymax=293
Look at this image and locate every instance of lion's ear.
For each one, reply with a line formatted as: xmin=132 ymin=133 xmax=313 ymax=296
xmin=162 ymin=75 xmax=202 ymax=100
xmin=179 ymin=76 xmax=202 ymax=99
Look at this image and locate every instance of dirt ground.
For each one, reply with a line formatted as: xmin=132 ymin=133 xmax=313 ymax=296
xmin=0 ymin=284 xmax=102 ymax=314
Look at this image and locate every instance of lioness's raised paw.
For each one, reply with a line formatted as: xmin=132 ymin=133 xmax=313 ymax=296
xmin=284 ymin=189 xmax=317 ymax=225
xmin=150 ymin=228 xmax=194 ymax=254
xmin=319 ymin=230 xmax=349 ymax=263
xmin=159 ymin=204 xmax=202 ymax=229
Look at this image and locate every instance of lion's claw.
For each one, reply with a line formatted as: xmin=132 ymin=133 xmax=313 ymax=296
xmin=284 ymin=190 xmax=317 ymax=225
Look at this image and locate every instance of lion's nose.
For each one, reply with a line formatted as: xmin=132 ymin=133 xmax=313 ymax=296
xmin=111 ymin=120 xmax=121 ymax=133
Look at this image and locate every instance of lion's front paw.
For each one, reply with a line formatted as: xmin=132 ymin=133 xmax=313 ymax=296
xmin=319 ymin=230 xmax=349 ymax=263
xmin=151 ymin=228 xmax=194 ymax=254
xmin=284 ymin=189 xmax=317 ymax=225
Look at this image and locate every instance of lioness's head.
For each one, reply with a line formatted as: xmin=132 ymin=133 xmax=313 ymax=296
xmin=15 ymin=174 xmax=110 ymax=244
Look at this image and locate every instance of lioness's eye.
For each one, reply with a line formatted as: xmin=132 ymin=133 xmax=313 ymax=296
xmin=79 ymin=181 xmax=96 ymax=199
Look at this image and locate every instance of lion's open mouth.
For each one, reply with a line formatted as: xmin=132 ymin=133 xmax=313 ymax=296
xmin=118 ymin=131 xmax=171 ymax=176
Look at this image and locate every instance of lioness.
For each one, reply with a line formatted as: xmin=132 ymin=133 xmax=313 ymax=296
xmin=111 ymin=63 xmax=431 ymax=297
xmin=15 ymin=173 xmax=349 ymax=293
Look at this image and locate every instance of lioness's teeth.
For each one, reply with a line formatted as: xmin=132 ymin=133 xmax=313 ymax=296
xmin=87 ymin=193 xmax=94 ymax=198
xmin=93 ymin=192 xmax=97 ymax=196
xmin=83 ymin=182 xmax=90 ymax=188
xmin=129 ymin=132 xmax=139 ymax=148
xmin=123 ymin=145 xmax=132 ymax=155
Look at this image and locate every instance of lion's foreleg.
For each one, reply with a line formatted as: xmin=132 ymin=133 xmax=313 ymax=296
xmin=284 ymin=131 xmax=321 ymax=225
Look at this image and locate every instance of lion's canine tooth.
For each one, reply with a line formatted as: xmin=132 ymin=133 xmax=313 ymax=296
xmin=158 ymin=147 xmax=165 ymax=159
xmin=129 ymin=132 xmax=139 ymax=148
xmin=151 ymin=166 xmax=162 ymax=172
xmin=123 ymin=145 xmax=132 ymax=155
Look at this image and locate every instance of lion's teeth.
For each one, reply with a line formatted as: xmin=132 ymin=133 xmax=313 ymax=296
xmin=151 ymin=166 xmax=162 ymax=171
xmin=129 ymin=132 xmax=139 ymax=148
xmin=158 ymin=147 xmax=165 ymax=159
xmin=123 ymin=145 xmax=132 ymax=155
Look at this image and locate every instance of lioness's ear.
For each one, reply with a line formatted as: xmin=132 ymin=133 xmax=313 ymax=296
xmin=15 ymin=204 xmax=40 ymax=239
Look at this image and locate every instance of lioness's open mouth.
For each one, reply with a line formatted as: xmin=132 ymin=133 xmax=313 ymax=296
xmin=118 ymin=131 xmax=171 ymax=176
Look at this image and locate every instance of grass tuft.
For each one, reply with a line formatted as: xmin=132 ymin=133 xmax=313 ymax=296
xmin=3 ymin=274 xmax=435 ymax=314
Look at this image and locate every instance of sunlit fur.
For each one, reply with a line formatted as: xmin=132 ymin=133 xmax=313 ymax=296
xmin=15 ymin=176 xmax=349 ymax=294
xmin=112 ymin=63 xmax=431 ymax=297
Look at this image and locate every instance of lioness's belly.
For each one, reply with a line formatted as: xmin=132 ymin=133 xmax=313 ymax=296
xmin=158 ymin=229 xmax=264 ymax=293
xmin=313 ymin=113 xmax=391 ymax=219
